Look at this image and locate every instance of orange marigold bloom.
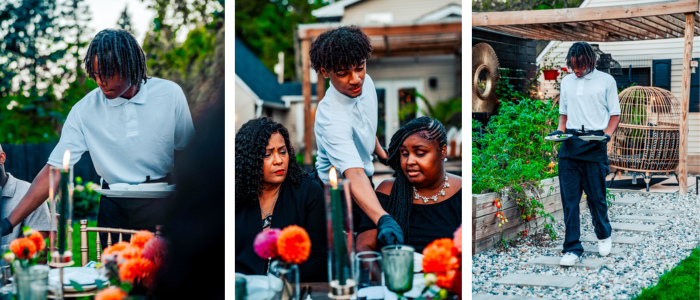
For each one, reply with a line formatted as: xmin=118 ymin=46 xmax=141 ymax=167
xmin=103 ymin=242 xmax=130 ymax=256
xmin=28 ymin=231 xmax=45 ymax=252
xmin=436 ymin=270 xmax=457 ymax=289
xmin=276 ymin=225 xmax=311 ymax=264
xmin=131 ymin=231 xmax=154 ymax=249
xmin=117 ymin=245 xmax=143 ymax=264
xmin=119 ymin=258 xmax=155 ymax=284
xmin=10 ymin=238 xmax=37 ymax=259
xmin=422 ymin=238 xmax=456 ymax=273
xmin=95 ymin=287 xmax=127 ymax=300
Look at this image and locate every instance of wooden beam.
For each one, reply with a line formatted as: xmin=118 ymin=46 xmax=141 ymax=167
xmin=556 ymin=23 xmax=609 ymax=40
xmin=473 ymin=0 xmax=699 ymax=26
xmin=656 ymin=14 xmax=700 ymax=36
xmin=498 ymin=24 xmax=576 ymax=41
xmin=299 ymin=22 xmax=462 ymax=39
xmin=598 ymin=20 xmax=656 ymax=40
xmin=642 ymin=16 xmax=683 ymax=37
xmin=617 ymin=17 xmax=673 ymax=39
xmin=679 ymin=13 xmax=693 ymax=195
xmin=669 ymin=13 xmax=700 ymax=35
xmin=586 ymin=21 xmax=640 ymax=41
xmin=301 ymin=39 xmax=313 ymax=169
xmin=371 ymin=48 xmax=458 ymax=58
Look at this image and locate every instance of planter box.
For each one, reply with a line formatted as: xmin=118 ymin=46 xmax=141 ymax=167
xmin=471 ymin=177 xmax=587 ymax=254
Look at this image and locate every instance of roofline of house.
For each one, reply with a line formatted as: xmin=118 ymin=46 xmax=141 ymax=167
xmin=311 ymin=0 xmax=361 ymax=18
xmin=235 ymin=74 xmax=289 ymax=110
xmin=417 ymin=3 xmax=463 ymax=22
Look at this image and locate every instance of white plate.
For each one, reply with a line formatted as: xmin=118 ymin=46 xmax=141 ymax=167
xmin=244 ymin=275 xmax=280 ymax=300
xmin=545 ymin=134 xmax=573 ymax=142
xmin=48 ymin=267 xmax=107 ymax=292
xmin=350 ymin=274 xmax=425 ymax=300
xmin=94 ymin=188 xmax=176 ymax=199
xmin=579 ymin=135 xmax=606 ymax=141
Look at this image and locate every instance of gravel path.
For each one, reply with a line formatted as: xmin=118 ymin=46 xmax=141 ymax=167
xmin=472 ymin=192 xmax=700 ymax=299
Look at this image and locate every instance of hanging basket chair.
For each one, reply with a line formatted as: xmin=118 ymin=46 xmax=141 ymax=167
xmin=608 ymin=86 xmax=681 ymax=173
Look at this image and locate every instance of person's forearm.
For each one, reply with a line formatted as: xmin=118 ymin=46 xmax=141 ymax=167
xmin=374 ymin=137 xmax=387 ymax=160
xmin=605 ymin=115 xmax=620 ymax=136
xmin=343 ymin=168 xmax=387 ymax=224
xmin=9 ymin=165 xmax=55 ymax=227
xmin=557 ymin=115 xmax=567 ymax=132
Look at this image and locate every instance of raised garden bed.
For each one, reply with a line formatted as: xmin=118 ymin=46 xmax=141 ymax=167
xmin=471 ymin=177 xmax=586 ymax=254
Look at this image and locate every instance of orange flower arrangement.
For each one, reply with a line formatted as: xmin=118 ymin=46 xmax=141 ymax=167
xmin=422 ymin=238 xmax=458 ymax=273
xmin=436 ymin=270 xmax=457 ymax=289
xmin=119 ymin=257 xmax=155 ymax=285
xmin=95 ymin=287 xmax=127 ymax=300
xmin=10 ymin=238 xmax=37 ymax=259
xmin=276 ymin=225 xmax=311 ymax=264
xmin=103 ymin=242 xmax=130 ymax=256
xmin=117 ymin=245 xmax=143 ymax=263
xmin=131 ymin=231 xmax=154 ymax=249
xmin=27 ymin=231 xmax=45 ymax=252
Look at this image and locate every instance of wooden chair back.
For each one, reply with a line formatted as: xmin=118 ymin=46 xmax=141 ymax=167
xmin=78 ymin=220 xmax=161 ymax=267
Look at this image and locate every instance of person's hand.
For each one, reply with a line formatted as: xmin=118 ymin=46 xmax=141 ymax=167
xmin=547 ymin=130 xmax=564 ymax=137
xmin=376 ymin=214 xmax=404 ymax=248
xmin=602 ymin=134 xmax=611 ymax=143
xmin=1 ymin=218 xmax=12 ymax=237
xmin=377 ymin=147 xmax=389 ymax=166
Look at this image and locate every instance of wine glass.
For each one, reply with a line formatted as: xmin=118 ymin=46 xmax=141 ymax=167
xmin=355 ymin=251 xmax=384 ymax=300
xmin=381 ymin=245 xmax=414 ymax=299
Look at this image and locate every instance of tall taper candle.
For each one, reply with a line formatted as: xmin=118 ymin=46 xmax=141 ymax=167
xmin=329 ymin=167 xmax=347 ymax=285
xmin=58 ymin=150 xmax=70 ymax=255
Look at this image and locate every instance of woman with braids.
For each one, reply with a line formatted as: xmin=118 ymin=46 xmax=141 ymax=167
xmin=0 ymin=29 xmax=195 ymax=249
xmin=546 ymin=41 xmax=620 ymax=266
xmin=235 ymin=117 xmax=327 ymax=282
xmin=356 ymin=117 xmax=462 ymax=253
xmin=311 ymin=26 xmax=404 ymax=249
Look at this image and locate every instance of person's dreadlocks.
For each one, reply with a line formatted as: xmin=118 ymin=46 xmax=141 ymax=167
xmin=84 ymin=29 xmax=148 ymax=87
xmin=566 ymin=42 xmax=597 ymax=74
xmin=309 ymin=26 xmax=372 ymax=73
xmin=385 ymin=117 xmax=447 ymax=239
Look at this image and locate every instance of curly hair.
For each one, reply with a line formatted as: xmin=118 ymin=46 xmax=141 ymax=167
xmin=85 ymin=29 xmax=148 ymax=87
xmin=566 ymin=42 xmax=597 ymax=73
xmin=309 ymin=26 xmax=372 ymax=73
xmin=386 ymin=117 xmax=447 ymax=238
xmin=235 ymin=117 xmax=306 ymax=208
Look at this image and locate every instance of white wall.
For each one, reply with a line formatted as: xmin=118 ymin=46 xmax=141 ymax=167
xmin=234 ymin=81 xmax=257 ymax=133
xmin=341 ymin=0 xmax=460 ymax=24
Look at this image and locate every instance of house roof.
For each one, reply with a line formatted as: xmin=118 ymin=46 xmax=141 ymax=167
xmin=312 ymin=0 xmax=362 ymax=19
xmin=234 ymin=37 xmax=286 ymax=107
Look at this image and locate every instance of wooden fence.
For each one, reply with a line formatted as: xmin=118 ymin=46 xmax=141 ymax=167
xmin=1 ymin=143 xmax=100 ymax=184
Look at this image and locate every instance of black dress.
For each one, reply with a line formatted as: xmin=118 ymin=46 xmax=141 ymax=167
xmin=358 ymin=189 xmax=462 ymax=253
xmin=235 ymin=177 xmax=328 ymax=282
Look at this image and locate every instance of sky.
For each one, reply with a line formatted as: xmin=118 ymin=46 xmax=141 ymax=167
xmin=83 ymin=0 xmax=156 ymax=45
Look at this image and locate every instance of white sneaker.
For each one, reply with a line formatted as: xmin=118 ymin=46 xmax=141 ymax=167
xmin=560 ymin=253 xmax=581 ymax=266
xmin=599 ymin=235 xmax=612 ymax=256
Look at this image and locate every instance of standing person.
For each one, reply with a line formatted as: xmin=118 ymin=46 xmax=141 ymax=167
xmin=547 ymin=42 xmax=621 ymax=266
xmin=310 ymin=26 xmax=403 ymax=248
xmin=0 ymin=29 xmax=195 ymax=249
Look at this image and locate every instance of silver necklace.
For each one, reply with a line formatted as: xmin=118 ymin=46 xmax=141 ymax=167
xmin=260 ymin=187 xmax=281 ymax=229
xmin=413 ymin=174 xmax=449 ymax=203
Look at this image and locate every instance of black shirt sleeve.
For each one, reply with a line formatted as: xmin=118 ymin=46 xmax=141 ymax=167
xmin=357 ymin=192 xmax=389 ymax=234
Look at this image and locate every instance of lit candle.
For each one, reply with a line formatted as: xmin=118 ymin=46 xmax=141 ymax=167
xmin=329 ymin=167 xmax=347 ymax=285
xmin=58 ymin=150 xmax=70 ymax=255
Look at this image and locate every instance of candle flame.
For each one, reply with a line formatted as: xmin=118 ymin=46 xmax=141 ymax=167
xmin=62 ymin=150 xmax=70 ymax=170
xmin=329 ymin=167 xmax=338 ymax=188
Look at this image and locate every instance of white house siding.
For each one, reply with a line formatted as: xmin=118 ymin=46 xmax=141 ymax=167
xmin=235 ymin=81 xmax=257 ymax=133
xmin=367 ymin=55 xmax=458 ymax=105
xmin=538 ymin=0 xmax=699 ymax=171
xmin=341 ymin=0 xmax=460 ymax=24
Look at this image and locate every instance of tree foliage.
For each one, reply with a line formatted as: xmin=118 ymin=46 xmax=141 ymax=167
xmin=117 ymin=6 xmax=135 ymax=35
xmin=472 ymin=0 xmax=583 ymax=12
xmin=235 ymin=0 xmax=328 ymax=81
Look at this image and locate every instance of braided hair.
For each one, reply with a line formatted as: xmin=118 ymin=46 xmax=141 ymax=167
xmin=309 ymin=26 xmax=372 ymax=73
xmin=385 ymin=117 xmax=447 ymax=237
xmin=84 ymin=29 xmax=148 ymax=87
xmin=235 ymin=117 xmax=306 ymax=209
xmin=566 ymin=42 xmax=597 ymax=74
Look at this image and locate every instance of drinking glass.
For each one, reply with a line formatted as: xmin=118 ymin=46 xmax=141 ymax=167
xmin=30 ymin=281 xmax=48 ymax=300
xmin=355 ymin=251 xmax=384 ymax=300
xmin=381 ymin=245 xmax=414 ymax=299
xmin=268 ymin=261 xmax=299 ymax=300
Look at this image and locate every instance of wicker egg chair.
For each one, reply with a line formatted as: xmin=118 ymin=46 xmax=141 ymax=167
xmin=608 ymin=86 xmax=681 ymax=190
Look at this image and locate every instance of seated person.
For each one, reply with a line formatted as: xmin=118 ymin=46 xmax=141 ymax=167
xmin=356 ymin=117 xmax=462 ymax=253
xmin=235 ymin=117 xmax=327 ymax=282
xmin=0 ymin=146 xmax=51 ymax=248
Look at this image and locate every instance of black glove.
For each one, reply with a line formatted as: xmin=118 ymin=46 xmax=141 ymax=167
xmin=1 ymin=218 xmax=12 ymax=237
xmin=602 ymin=134 xmax=611 ymax=143
xmin=547 ymin=130 xmax=564 ymax=137
xmin=377 ymin=147 xmax=389 ymax=166
xmin=376 ymin=214 xmax=404 ymax=248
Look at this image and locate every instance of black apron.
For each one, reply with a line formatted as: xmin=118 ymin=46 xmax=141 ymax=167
xmin=97 ymin=174 xmax=173 ymax=249
xmin=558 ymin=129 xmax=610 ymax=174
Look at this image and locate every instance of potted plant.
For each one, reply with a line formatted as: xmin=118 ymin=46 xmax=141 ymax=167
xmin=541 ymin=43 xmax=563 ymax=81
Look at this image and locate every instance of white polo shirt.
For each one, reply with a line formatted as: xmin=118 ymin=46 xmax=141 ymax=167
xmin=314 ymin=75 xmax=378 ymax=184
xmin=47 ymin=77 xmax=195 ymax=185
xmin=560 ymin=69 xmax=621 ymax=131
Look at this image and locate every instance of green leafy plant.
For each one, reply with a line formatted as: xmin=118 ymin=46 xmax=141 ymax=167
xmin=605 ymin=188 xmax=616 ymax=206
xmin=416 ymin=93 xmax=462 ymax=129
xmin=73 ymin=176 xmax=100 ymax=220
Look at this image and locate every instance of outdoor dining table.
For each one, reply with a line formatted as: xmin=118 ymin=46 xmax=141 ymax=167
xmin=300 ymin=282 xmax=331 ymax=300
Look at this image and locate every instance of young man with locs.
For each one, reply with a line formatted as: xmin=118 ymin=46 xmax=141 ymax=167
xmin=547 ymin=42 xmax=621 ymax=266
xmin=310 ymin=26 xmax=404 ymax=248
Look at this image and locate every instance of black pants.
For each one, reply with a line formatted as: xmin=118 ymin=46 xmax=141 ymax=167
xmin=558 ymin=158 xmax=612 ymax=256
xmin=97 ymin=175 xmax=172 ymax=249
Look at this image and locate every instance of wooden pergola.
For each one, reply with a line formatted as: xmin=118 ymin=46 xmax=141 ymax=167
xmin=474 ymin=0 xmax=699 ymax=195
xmin=296 ymin=20 xmax=462 ymax=170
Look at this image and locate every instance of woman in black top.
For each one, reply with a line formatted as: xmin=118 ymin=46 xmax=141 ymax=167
xmin=356 ymin=117 xmax=462 ymax=253
xmin=235 ymin=117 xmax=327 ymax=282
